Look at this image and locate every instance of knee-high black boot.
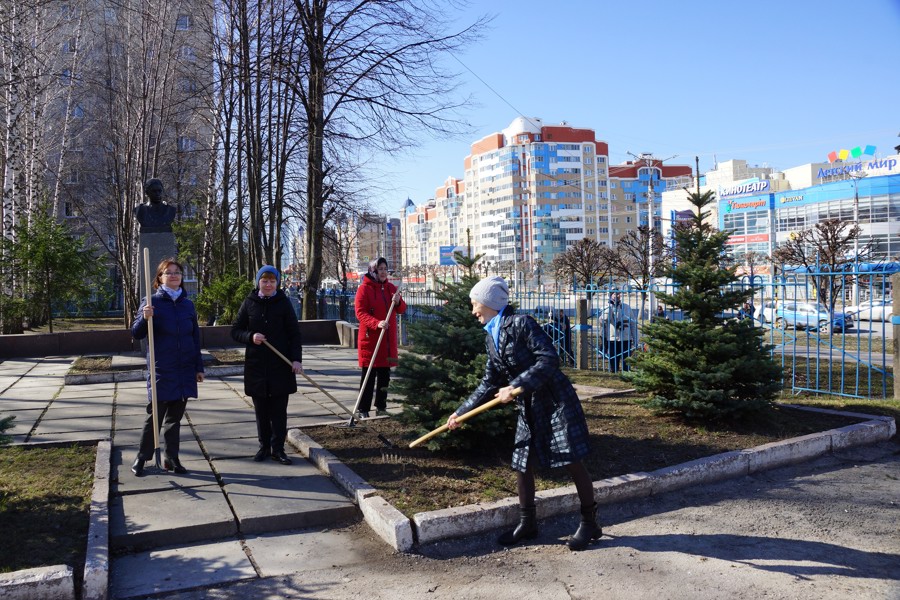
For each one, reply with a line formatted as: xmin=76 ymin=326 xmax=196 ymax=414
xmin=498 ymin=506 xmax=538 ymax=546
xmin=568 ymin=502 xmax=602 ymax=551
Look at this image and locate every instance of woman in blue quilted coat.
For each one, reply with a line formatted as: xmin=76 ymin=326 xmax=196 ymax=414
xmin=130 ymin=258 xmax=204 ymax=477
xmin=448 ymin=276 xmax=601 ymax=551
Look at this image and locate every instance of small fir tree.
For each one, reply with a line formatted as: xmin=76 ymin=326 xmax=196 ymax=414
xmin=626 ymin=190 xmax=781 ymax=420
xmin=393 ymin=252 xmax=516 ymax=451
xmin=0 ymin=415 xmax=14 ymax=446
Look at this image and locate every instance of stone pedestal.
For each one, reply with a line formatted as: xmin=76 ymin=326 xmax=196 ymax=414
xmin=138 ymin=232 xmax=177 ymax=300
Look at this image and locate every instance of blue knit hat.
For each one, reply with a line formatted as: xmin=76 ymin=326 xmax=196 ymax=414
xmin=256 ymin=265 xmax=279 ymax=286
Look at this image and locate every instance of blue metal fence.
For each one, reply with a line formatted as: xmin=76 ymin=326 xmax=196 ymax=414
xmin=316 ymin=269 xmax=895 ymax=399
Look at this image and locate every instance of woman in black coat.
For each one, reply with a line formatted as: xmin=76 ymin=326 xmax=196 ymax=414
xmin=448 ymin=276 xmax=601 ymax=551
xmin=130 ymin=258 xmax=205 ymax=476
xmin=231 ymin=266 xmax=303 ymax=465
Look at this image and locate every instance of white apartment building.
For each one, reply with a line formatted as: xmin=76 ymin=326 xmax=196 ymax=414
xmin=401 ymin=117 xmax=695 ymax=286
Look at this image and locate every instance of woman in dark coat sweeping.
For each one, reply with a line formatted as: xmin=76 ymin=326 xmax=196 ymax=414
xmin=447 ymin=276 xmax=602 ymax=551
xmin=130 ymin=258 xmax=205 ymax=476
xmin=231 ymin=266 xmax=303 ymax=465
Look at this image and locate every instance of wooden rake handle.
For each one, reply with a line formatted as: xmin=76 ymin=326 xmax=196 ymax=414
xmin=408 ymin=387 xmax=523 ymax=448
xmin=262 ymin=340 xmax=353 ymax=418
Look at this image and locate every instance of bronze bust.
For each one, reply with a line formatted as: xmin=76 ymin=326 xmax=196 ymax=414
xmin=137 ymin=178 xmax=176 ymax=233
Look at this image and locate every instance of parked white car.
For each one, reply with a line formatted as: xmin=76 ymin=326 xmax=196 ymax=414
xmin=754 ymin=299 xmax=777 ymax=325
xmin=845 ymin=298 xmax=893 ymax=322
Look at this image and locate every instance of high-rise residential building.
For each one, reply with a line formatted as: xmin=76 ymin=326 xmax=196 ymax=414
xmin=401 ymin=117 xmax=694 ymax=282
xmin=462 ymin=117 xmax=612 ymax=271
xmin=608 ymin=158 xmax=693 ymax=237
xmin=3 ymin=1 xmax=215 ymax=305
xmin=356 ymin=213 xmax=402 ymax=274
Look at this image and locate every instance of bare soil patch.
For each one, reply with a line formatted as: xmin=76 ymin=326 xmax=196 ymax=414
xmin=305 ymin=392 xmax=867 ymax=516
xmin=69 ymin=349 xmax=244 ymax=374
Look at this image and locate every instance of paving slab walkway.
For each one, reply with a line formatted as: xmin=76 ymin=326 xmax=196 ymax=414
xmin=1 ymin=346 xmax=389 ymax=598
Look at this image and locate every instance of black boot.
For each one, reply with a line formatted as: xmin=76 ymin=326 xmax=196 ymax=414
xmin=131 ymin=456 xmax=145 ymax=477
xmin=497 ymin=506 xmax=538 ymax=546
xmin=164 ymin=456 xmax=187 ymax=474
xmin=568 ymin=502 xmax=602 ymax=551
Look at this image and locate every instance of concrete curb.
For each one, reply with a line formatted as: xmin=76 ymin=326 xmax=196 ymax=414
xmin=0 ymin=565 xmax=74 ymax=600
xmin=0 ymin=439 xmax=111 ymax=600
xmin=82 ymin=440 xmax=111 ymax=600
xmin=64 ymin=365 xmax=244 ymax=385
xmin=287 ymin=429 xmax=415 ymax=551
xmin=294 ymin=408 xmax=895 ymax=551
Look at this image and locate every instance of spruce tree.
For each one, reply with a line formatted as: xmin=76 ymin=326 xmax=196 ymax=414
xmin=626 ymin=190 xmax=781 ymax=420
xmin=393 ymin=253 xmax=516 ymax=450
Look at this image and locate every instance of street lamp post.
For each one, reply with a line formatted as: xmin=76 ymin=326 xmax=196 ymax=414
xmin=848 ymin=170 xmax=867 ymax=305
xmin=627 ymin=151 xmax=676 ymax=285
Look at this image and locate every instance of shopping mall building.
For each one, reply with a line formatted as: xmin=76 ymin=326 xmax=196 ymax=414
xmin=662 ymin=153 xmax=900 ymax=275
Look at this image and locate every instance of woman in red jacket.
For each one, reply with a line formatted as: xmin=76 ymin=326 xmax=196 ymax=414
xmin=354 ymin=257 xmax=406 ymax=418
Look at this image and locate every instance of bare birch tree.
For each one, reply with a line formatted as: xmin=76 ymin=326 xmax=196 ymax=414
xmin=289 ymin=0 xmax=485 ymax=319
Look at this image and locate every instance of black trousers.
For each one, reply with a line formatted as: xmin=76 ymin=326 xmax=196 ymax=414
xmin=358 ymin=367 xmax=390 ymax=413
xmin=252 ymin=394 xmax=289 ymax=453
xmin=138 ymin=399 xmax=187 ymax=460
xmin=606 ymin=341 xmax=632 ymax=373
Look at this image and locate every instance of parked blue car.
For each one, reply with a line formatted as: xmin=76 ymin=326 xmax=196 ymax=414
xmin=772 ymin=301 xmax=853 ymax=334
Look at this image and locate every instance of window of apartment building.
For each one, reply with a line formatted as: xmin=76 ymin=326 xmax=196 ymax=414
xmin=60 ymin=4 xmax=78 ymax=19
xmin=64 ymin=201 xmax=76 ymax=217
xmin=179 ymin=77 xmax=198 ymax=93
xmin=610 ymin=180 xmax=616 ymax=188
xmin=584 ymin=157 xmax=593 ymax=165
xmin=612 ymin=217 xmax=618 ymax=224
xmin=66 ymin=169 xmax=80 ymax=184
xmin=624 ymin=193 xmax=635 ymax=201
xmin=71 ymin=104 xmax=84 ymax=119
xmin=176 ymin=14 xmax=194 ymax=30
xmin=59 ymin=69 xmax=73 ymax=85
xmin=63 ymin=38 xmax=77 ymax=53
xmin=626 ymin=216 xmax=632 ymax=223
xmin=104 ymin=7 xmax=117 ymax=21
xmin=177 ymin=136 xmax=198 ymax=151
xmin=180 ymin=45 xmax=196 ymax=61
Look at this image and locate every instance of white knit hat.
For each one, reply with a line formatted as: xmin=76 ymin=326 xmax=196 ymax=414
xmin=470 ymin=276 xmax=509 ymax=311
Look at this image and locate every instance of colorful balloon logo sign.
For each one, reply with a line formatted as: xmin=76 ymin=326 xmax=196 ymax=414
xmin=827 ymin=145 xmax=876 ymax=163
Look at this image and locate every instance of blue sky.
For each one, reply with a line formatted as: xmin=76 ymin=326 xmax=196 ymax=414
xmin=374 ymin=0 xmax=900 ymax=214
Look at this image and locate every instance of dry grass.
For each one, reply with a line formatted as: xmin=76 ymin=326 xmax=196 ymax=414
xmin=0 ymin=445 xmax=96 ymax=580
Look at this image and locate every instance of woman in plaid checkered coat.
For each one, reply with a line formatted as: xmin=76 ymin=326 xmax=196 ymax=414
xmin=448 ymin=276 xmax=602 ymax=551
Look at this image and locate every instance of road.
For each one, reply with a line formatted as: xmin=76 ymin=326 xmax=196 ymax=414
xmin=154 ymin=439 xmax=900 ymax=600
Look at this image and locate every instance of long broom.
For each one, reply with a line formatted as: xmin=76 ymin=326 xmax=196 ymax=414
xmin=408 ymin=387 xmax=523 ymax=448
xmin=261 ymin=339 xmax=395 ymax=448
xmin=142 ymin=248 xmax=162 ymax=469
xmin=262 ymin=340 xmax=353 ymax=418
